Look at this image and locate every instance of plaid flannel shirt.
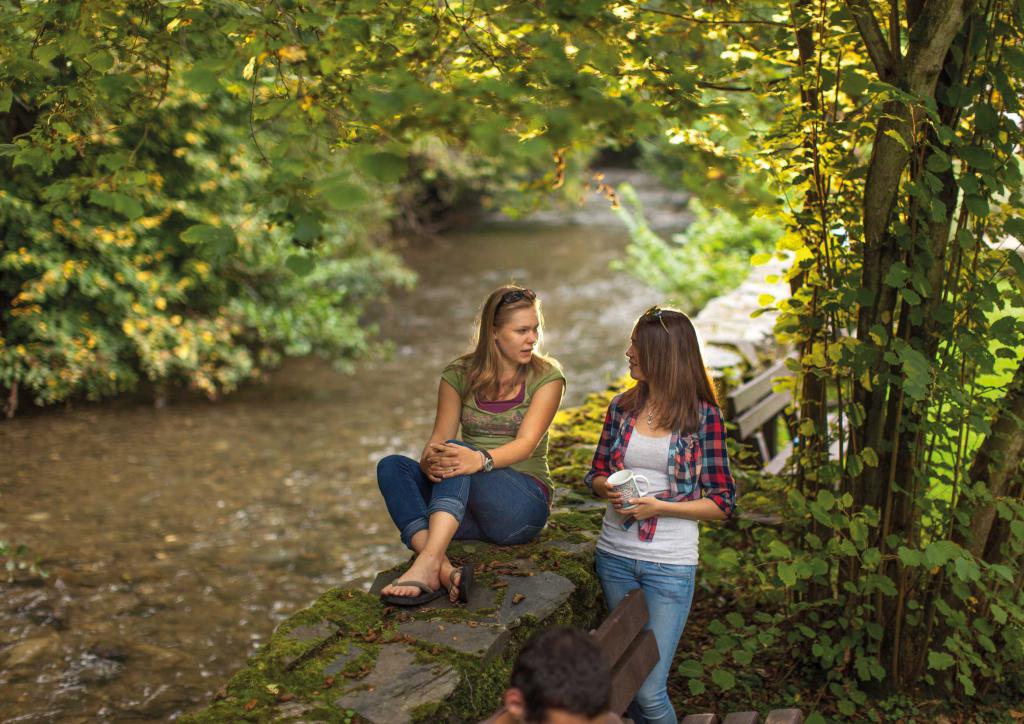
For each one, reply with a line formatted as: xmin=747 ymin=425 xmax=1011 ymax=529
xmin=584 ymin=394 xmax=736 ymax=542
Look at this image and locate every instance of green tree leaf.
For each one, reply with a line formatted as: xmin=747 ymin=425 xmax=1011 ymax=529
xmin=180 ymin=224 xmax=238 ymax=256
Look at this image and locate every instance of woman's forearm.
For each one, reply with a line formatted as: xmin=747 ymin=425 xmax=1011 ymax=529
xmin=487 ymin=437 xmax=538 ymax=469
xmin=657 ymin=497 xmax=728 ymax=521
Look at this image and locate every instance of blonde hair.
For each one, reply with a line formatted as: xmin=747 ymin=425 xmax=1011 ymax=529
xmin=455 ymin=286 xmax=557 ymax=400
xmin=620 ymin=307 xmax=719 ymax=433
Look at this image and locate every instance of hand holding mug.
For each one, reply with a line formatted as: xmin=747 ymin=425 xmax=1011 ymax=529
xmin=605 ymin=469 xmax=650 ymax=512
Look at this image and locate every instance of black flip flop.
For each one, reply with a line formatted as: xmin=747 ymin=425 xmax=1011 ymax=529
xmin=380 ymin=580 xmax=446 ymax=607
xmin=452 ymin=562 xmax=474 ymax=604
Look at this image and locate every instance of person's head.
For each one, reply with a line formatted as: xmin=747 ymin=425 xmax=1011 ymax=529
xmin=502 ymin=626 xmax=612 ymax=724
xmin=463 ymin=286 xmax=556 ymax=399
xmin=622 ymin=306 xmax=718 ymax=433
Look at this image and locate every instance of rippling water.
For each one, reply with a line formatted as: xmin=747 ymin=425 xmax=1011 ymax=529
xmin=0 ymin=222 xmax=661 ymax=721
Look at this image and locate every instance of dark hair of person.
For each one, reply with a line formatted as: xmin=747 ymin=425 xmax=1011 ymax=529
xmin=619 ymin=306 xmax=719 ymax=434
xmin=510 ymin=626 xmax=611 ymax=722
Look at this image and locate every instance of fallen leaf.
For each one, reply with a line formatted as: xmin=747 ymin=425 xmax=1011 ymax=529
xmin=467 ymin=621 xmax=479 ymax=628
xmin=243 ymin=699 xmax=258 ymax=711
xmin=277 ymin=692 xmax=294 ymax=703
xmin=214 ymin=684 xmax=229 ymax=700
xmin=512 ymin=593 xmax=526 ymax=604
xmin=323 ymin=676 xmax=335 ymax=688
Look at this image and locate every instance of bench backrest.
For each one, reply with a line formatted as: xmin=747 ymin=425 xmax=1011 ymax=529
xmin=728 ymin=358 xmax=794 ymax=439
xmin=726 ymin=357 xmax=795 ymax=468
xmin=591 ymin=589 xmax=660 ymax=714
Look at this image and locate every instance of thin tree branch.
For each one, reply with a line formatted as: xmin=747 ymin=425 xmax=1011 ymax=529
xmin=889 ymin=0 xmax=901 ymax=61
xmin=845 ymin=0 xmax=900 ymax=80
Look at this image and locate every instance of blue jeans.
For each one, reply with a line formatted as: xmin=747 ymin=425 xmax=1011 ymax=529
xmin=595 ymin=548 xmax=697 ymax=724
xmin=376 ymin=442 xmax=549 ymax=549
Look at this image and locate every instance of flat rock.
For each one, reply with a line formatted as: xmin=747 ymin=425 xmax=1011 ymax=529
xmin=273 ymin=699 xmax=323 ymax=722
xmin=495 ymin=571 xmax=576 ymax=627
xmin=276 ymin=620 xmax=339 ymax=670
xmin=282 ymin=620 xmax=339 ymax=644
xmin=334 ymin=644 xmax=460 ymax=724
xmin=3 ymin=632 xmax=60 ymax=667
xmin=322 ymin=643 xmax=365 ymax=676
xmin=397 ymin=619 xmax=510 ymax=664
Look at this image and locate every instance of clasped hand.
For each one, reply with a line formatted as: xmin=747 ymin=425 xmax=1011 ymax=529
xmin=423 ymin=442 xmax=482 ymax=483
xmin=597 ymin=479 xmax=662 ymax=521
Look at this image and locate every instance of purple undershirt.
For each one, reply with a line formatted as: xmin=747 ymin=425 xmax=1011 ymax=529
xmin=475 ymin=383 xmax=550 ymax=503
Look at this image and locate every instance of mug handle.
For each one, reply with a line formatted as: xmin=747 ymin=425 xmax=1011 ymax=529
xmin=633 ymin=475 xmax=650 ymax=498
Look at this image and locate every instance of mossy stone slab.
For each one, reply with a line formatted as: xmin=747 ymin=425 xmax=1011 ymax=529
xmin=397 ymin=618 xmax=511 ymax=664
xmin=494 ymin=571 xmax=576 ymax=627
xmin=274 ymin=620 xmax=340 ymax=670
xmin=333 ymin=644 xmax=460 ymax=724
xmin=322 ymin=643 xmax=366 ymax=676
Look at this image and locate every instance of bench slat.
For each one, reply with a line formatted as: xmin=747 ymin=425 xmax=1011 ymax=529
xmin=608 ymin=629 xmax=659 ymax=715
xmin=764 ymin=709 xmax=804 ymax=724
xmin=763 ymin=443 xmax=793 ymax=475
xmin=680 ymin=715 xmax=721 ymax=724
xmin=591 ymin=589 xmax=649 ymax=669
xmin=734 ymin=390 xmax=792 ymax=440
xmin=722 ymin=713 xmax=760 ymax=724
xmin=728 ymin=358 xmax=794 ymax=413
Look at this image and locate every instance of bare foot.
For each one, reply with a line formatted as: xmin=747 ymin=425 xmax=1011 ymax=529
xmin=440 ymin=560 xmax=459 ymax=603
xmin=381 ymin=552 xmax=443 ymax=598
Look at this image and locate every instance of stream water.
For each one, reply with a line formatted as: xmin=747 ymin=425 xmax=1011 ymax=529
xmin=0 ymin=222 xmax=662 ymax=721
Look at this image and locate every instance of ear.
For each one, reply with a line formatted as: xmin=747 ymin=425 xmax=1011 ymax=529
xmin=503 ymin=687 xmax=526 ymax=720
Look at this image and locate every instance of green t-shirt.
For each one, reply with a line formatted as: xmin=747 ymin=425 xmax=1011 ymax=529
xmin=440 ymin=358 xmax=566 ymax=490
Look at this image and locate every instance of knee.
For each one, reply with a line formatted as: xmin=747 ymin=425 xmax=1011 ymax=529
xmin=377 ymin=455 xmax=411 ymax=489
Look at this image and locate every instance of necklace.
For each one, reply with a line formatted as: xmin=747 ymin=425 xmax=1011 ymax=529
xmin=645 ymin=406 xmax=655 ymax=426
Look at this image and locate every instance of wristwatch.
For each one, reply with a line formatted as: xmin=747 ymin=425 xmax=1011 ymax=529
xmin=480 ymin=449 xmax=495 ymax=472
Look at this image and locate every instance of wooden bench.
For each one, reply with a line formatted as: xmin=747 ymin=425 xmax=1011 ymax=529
xmin=482 ymin=589 xmax=659 ymax=722
xmin=681 ymin=710 xmax=805 ymax=724
xmin=727 ymin=356 xmax=847 ymax=479
xmin=590 ymin=588 xmax=660 ymax=715
xmin=727 ymin=357 xmax=795 ymax=475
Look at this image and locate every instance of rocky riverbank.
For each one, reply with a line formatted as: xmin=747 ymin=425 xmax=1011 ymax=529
xmin=186 ymin=388 xmax=617 ymax=723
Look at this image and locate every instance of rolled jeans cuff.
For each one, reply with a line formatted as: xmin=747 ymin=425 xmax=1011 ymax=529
xmin=426 ymin=495 xmax=466 ymax=524
xmin=399 ymin=519 xmax=429 ymax=550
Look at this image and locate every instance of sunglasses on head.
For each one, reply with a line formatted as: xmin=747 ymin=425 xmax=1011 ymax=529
xmin=498 ymin=288 xmax=536 ymax=308
xmin=641 ymin=306 xmax=670 ymax=334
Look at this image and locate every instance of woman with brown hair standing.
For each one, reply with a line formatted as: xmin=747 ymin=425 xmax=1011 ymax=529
xmin=586 ymin=306 xmax=736 ymax=724
xmin=377 ymin=286 xmax=565 ymax=606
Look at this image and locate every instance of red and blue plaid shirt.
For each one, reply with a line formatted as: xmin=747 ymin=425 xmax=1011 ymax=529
xmin=584 ymin=394 xmax=736 ymax=542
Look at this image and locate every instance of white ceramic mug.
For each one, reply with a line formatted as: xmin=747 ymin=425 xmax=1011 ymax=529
xmin=606 ymin=469 xmax=650 ymax=511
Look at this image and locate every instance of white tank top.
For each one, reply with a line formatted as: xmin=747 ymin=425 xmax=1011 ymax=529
xmin=596 ymin=430 xmax=700 ymax=565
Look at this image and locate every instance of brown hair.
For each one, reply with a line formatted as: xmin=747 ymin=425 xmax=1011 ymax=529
xmin=620 ymin=307 xmax=719 ymax=433
xmin=456 ymin=285 xmax=558 ymax=401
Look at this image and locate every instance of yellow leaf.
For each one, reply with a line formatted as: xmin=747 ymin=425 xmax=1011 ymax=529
xmin=277 ymin=46 xmax=307 ymax=63
xmin=242 ymin=56 xmax=256 ymax=80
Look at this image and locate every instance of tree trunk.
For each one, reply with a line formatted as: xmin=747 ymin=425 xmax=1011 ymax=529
xmin=953 ymin=360 xmax=1024 ymax=558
